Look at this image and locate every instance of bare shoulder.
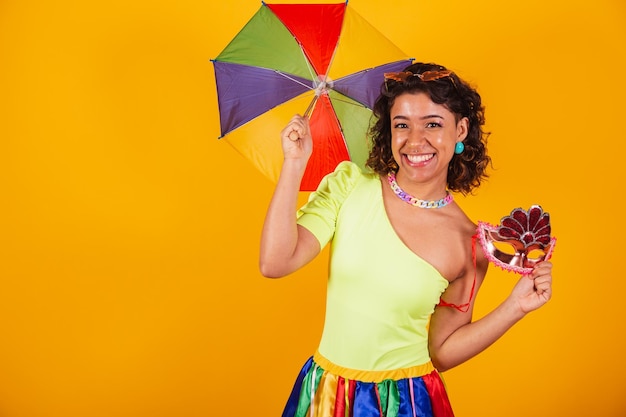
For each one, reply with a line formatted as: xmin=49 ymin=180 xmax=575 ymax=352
xmin=450 ymin=205 xmax=478 ymax=237
xmin=446 ymin=205 xmax=488 ymax=281
xmin=457 ymin=209 xmax=489 ymax=272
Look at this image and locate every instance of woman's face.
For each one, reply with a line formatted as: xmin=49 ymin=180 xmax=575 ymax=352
xmin=390 ymin=92 xmax=468 ymax=185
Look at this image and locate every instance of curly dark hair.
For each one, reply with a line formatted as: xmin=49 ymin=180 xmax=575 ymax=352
xmin=366 ymin=62 xmax=491 ymax=195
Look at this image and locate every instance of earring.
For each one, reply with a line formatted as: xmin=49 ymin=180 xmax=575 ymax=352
xmin=454 ymin=142 xmax=465 ymax=155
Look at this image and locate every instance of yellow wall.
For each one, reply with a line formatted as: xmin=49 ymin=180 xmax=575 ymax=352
xmin=1 ymin=0 xmax=625 ymax=416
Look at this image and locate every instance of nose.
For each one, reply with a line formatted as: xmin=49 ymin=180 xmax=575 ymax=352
xmin=405 ymin=127 xmax=427 ymax=147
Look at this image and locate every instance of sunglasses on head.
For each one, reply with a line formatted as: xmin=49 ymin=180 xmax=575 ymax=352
xmin=384 ymin=70 xmax=452 ymax=82
xmin=383 ymin=69 xmax=456 ymax=92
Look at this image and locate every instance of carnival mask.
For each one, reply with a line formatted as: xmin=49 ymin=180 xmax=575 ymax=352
xmin=477 ymin=205 xmax=556 ymax=275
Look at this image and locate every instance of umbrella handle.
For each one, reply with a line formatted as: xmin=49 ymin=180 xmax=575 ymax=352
xmin=288 ymin=95 xmax=319 ymax=141
xmin=302 ymin=94 xmax=318 ymax=118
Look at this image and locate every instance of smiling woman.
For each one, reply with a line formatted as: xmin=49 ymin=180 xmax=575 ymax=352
xmin=259 ymin=62 xmax=554 ymax=416
xmin=1 ymin=0 xmax=625 ymax=416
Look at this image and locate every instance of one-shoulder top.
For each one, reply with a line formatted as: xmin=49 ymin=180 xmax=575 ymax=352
xmin=296 ymin=161 xmax=450 ymax=372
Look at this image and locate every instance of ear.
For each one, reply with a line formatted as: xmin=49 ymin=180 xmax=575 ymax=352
xmin=456 ymin=117 xmax=469 ymax=141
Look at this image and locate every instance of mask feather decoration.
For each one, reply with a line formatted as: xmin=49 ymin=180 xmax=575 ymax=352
xmin=477 ymin=205 xmax=556 ymax=275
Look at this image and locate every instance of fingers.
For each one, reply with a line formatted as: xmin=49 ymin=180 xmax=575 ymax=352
xmin=283 ymin=115 xmax=309 ymax=141
xmin=529 ymin=261 xmax=553 ymax=298
xmin=529 ymin=261 xmax=552 ymax=279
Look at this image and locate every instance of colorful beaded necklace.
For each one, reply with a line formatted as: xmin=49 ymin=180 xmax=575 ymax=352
xmin=387 ymin=172 xmax=453 ymax=209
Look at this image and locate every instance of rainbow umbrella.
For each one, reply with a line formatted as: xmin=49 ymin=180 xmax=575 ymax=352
xmin=212 ymin=1 xmax=413 ymax=191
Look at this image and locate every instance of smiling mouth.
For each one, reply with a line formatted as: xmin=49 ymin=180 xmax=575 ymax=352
xmin=406 ymin=153 xmax=434 ymax=164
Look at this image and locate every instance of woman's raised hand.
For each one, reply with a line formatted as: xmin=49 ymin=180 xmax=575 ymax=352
xmin=280 ymin=115 xmax=313 ymax=163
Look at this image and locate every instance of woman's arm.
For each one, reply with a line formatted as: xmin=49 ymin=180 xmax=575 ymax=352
xmin=429 ymin=261 xmax=553 ymax=372
xmin=259 ymin=115 xmax=321 ymax=278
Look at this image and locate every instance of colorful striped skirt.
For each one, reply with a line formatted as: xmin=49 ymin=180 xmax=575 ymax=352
xmin=282 ymin=352 xmax=455 ymax=417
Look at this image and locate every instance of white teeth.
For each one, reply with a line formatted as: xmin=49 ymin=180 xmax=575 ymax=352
xmin=406 ymin=154 xmax=434 ymax=163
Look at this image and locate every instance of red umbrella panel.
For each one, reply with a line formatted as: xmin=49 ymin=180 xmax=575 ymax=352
xmin=212 ymin=1 xmax=413 ymax=191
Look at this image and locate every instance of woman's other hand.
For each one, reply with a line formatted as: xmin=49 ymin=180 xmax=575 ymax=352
xmin=511 ymin=261 xmax=553 ymax=314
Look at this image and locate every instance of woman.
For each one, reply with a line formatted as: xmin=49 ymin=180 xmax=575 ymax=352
xmin=260 ymin=62 xmax=553 ymax=417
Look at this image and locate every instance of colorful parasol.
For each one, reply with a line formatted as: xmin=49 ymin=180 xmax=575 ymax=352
xmin=212 ymin=1 xmax=413 ymax=191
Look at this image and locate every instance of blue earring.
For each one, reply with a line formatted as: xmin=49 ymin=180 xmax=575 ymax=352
xmin=454 ymin=142 xmax=465 ymax=155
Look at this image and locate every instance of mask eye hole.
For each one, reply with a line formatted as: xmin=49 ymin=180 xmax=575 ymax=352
xmin=527 ymin=248 xmax=547 ymax=261
xmin=492 ymin=241 xmax=517 ymax=256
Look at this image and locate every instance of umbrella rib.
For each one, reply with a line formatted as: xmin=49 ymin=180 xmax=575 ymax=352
xmin=317 ymin=4 xmax=345 ymax=86
xmin=295 ymin=37 xmax=318 ymax=82
xmin=322 ymin=35 xmax=340 ymax=84
xmin=274 ymin=71 xmax=314 ymax=90
xmin=274 ymin=70 xmax=320 ymax=117
xmin=329 ymin=95 xmax=368 ymax=109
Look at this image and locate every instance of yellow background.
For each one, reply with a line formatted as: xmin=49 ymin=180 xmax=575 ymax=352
xmin=1 ymin=0 xmax=625 ymax=416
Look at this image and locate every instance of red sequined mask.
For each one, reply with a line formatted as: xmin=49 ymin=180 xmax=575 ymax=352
xmin=477 ymin=205 xmax=556 ymax=275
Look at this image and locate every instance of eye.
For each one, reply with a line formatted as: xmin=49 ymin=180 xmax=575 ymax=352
xmin=393 ymin=122 xmax=408 ymax=129
xmin=426 ymin=122 xmax=442 ymax=128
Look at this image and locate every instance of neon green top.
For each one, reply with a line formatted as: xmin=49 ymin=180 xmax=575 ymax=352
xmin=297 ymin=161 xmax=449 ymax=372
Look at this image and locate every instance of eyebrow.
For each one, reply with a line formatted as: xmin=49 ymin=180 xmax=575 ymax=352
xmin=392 ymin=114 xmax=444 ymax=120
